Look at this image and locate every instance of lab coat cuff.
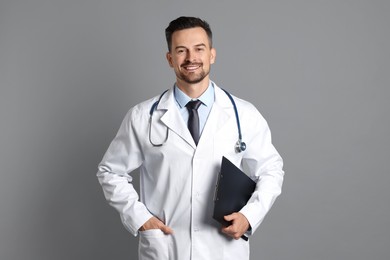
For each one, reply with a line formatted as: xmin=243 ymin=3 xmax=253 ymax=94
xmin=123 ymin=209 xmax=154 ymax=237
xmin=239 ymin=205 xmax=262 ymax=235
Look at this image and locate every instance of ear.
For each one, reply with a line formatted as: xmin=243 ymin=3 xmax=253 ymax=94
xmin=210 ymin=48 xmax=216 ymax=64
xmin=166 ymin=52 xmax=174 ymax=67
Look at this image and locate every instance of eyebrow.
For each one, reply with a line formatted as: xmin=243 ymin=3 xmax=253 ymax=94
xmin=194 ymin=43 xmax=207 ymax=48
xmin=174 ymin=43 xmax=207 ymax=50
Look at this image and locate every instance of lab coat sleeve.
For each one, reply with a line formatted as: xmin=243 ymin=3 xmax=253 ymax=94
xmin=96 ymin=107 xmax=153 ymax=236
xmin=239 ymin=108 xmax=284 ymax=235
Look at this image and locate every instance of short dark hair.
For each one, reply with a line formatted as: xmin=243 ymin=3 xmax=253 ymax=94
xmin=165 ymin=16 xmax=213 ymax=52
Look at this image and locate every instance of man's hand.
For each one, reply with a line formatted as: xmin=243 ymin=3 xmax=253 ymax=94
xmin=221 ymin=212 xmax=250 ymax=240
xmin=139 ymin=216 xmax=174 ymax=235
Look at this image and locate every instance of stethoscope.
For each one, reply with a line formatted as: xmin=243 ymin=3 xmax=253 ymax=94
xmin=149 ymin=88 xmax=247 ymax=153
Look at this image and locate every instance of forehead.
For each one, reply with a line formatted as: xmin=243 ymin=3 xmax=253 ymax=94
xmin=171 ymin=27 xmax=210 ymax=48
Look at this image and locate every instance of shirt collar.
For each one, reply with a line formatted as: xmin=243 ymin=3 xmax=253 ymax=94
xmin=174 ymin=81 xmax=215 ymax=108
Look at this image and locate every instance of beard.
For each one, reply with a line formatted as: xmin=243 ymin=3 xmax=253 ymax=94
xmin=176 ymin=62 xmax=210 ymax=84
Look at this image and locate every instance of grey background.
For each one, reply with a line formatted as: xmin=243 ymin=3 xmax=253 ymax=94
xmin=1 ymin=0 xmax=389 ymax=259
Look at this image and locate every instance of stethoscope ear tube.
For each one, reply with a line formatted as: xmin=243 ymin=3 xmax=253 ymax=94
xmin=149 ymin=89 xmax=169 ymax=116
xmin=149 ymin=89 xmax=169 ymax=146
xmin=221 ymin=89 xmax=246 ymax=153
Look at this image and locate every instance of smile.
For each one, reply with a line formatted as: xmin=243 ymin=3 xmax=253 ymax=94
xmin=182 ymin=64 xmax=202 ymax=72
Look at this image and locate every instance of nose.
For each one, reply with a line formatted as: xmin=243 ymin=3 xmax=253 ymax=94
xmin=185 ymin=50 xmax=196 ymax=62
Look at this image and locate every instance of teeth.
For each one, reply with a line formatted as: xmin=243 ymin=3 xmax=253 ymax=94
xmin=184 ymin=65 xmax=199 ymax=70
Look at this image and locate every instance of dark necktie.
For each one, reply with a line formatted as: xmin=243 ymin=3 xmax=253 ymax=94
xmin=186 ymin=100 xmax=202 ymax=145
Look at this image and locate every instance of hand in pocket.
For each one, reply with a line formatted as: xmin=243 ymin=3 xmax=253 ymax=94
xmin=139 ymin=216 xmax=174 ymax=235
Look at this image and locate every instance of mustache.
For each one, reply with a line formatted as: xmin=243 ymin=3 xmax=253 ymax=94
xmin=181 ymin=62 xmax=203 ymax=67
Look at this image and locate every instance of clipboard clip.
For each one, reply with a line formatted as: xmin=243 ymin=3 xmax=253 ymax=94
xmin=213 ymin=172 xmax=223 ymax=202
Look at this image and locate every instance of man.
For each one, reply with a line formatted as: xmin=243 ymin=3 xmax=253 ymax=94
xmin=97 ymin=16 xmax=284 ymax=260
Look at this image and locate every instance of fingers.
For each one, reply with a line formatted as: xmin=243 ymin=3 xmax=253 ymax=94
xmin=139 ymin=216 xmax=174 ymax=235
xmin=221 ymin=213 xmax=250 ymax=240
xmin=160 ymin=224 xmax=174 ymax=235
xmin=222 ymin=225 xmax=242 ymax=240
xmin=223 ymin=213 xmax=236 ymax=222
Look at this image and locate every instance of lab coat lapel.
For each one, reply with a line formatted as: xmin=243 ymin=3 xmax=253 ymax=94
xmin=197 ymin=86 xmax=234 ymax=147
xmin=157 ymin=88 xmax=196 ymax=148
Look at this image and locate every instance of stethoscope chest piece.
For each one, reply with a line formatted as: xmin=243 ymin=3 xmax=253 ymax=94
xmin=235 ymin=140 xmax=247 ymax=153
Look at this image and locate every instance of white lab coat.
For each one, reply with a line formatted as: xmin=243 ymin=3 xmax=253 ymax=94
xmin=97 ymin=83 xmax=284 ymax=260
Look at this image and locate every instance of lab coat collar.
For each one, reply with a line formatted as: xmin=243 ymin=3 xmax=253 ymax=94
xmin=155 ymin=82 xmax=234 ymax=149
xmin=156 ymin=87 xmax=195 ymax=148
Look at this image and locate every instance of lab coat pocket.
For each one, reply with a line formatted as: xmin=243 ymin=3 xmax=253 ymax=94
xmin=139 ymin=229 xmax=169 ymax=260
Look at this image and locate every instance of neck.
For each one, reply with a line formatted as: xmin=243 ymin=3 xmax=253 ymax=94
xmin=176 ymin=78 xmax=210 ymax=99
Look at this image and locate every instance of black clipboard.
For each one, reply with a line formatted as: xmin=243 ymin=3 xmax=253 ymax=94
xmin=213 ymin=157 xmax=256 ymax=240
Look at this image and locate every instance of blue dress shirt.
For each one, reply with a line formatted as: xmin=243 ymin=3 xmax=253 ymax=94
xmin=174 ymin=82 xmax=215 ymax=137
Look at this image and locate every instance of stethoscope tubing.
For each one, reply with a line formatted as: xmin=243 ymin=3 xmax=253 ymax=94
xmin=148 ymin=88 xmax=246 ymax=152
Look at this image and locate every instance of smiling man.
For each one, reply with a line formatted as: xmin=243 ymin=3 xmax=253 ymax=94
xmin=97 ymin=16 xmax=284 ymax=260
xmin=166 ymin=26 xmax=216 ymax=96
